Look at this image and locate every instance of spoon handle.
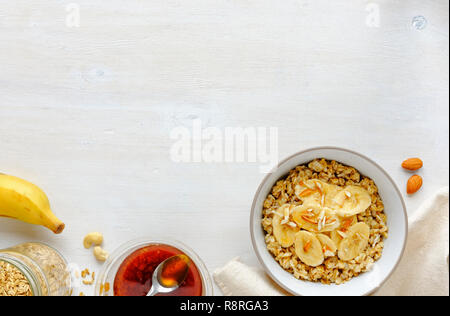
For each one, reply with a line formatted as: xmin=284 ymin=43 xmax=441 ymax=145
xmin=146 ymin=286 xmax=159 ymax=297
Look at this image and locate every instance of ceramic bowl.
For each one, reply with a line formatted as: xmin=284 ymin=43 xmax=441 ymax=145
xmin=250 ymin=147 xmax=408 ymax=296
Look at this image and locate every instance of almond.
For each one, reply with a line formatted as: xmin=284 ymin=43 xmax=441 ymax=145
xmin=402 ymin=158 xmax=423 ymax=171
xmin=407 ymin=175 xmax=423 ymax=194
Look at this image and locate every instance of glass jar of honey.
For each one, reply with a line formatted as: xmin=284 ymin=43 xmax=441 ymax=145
xmin=0 ymin=242 xmax=71 ymax=296
xmin=95 ymin=238 xmax=213 ymax=296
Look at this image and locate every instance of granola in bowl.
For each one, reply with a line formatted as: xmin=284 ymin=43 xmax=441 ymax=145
xmin=262 ymin=159 xmax=388 ymax=285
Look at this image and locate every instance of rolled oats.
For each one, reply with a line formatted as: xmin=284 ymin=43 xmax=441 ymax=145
xmin=0 ymin=261 xmax=33 ymax=296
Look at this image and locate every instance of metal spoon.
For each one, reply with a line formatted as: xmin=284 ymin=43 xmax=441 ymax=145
xmin=146 ymin=254 xmax=190 ymax=296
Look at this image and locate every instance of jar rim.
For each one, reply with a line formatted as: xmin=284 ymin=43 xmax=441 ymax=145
xmin=0 ymin=253 xmax=44 ymax=296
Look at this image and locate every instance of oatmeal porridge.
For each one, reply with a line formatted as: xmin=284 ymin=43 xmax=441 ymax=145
xmin=262 ymin=159 xmax=388 ymax=285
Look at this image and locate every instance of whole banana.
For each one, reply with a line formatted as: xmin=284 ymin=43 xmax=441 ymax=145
xmin=0 ymin=174 xmax=65 ymax=234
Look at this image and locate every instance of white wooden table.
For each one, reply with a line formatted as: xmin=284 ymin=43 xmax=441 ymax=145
xmin=0 ymin=0 xmax=448 ymax=296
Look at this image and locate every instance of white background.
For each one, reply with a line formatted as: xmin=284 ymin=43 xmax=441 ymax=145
xmin=0 ymin=0 xmax=448 ymax=296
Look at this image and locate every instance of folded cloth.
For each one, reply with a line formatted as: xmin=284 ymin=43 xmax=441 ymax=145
xmin=375 ymin=187 xmax=449 ymax=296
xmin=214 ymin=187 xmax=449 ymax=296
xmin=213 ymin=257 xmax=291 ymax=296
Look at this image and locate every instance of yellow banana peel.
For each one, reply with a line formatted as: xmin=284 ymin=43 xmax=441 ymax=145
xmin=0 ymin=174 xmax=65 ymax=234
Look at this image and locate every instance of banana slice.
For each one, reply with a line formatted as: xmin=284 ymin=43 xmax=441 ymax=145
xmin=292 ymin=203 xmax=340 ymax=233
xmin=316 ymin=234 xmax=337 ymax=257
xmin=330 ymin=215 xmax=358 ymax=248
xmin=296 ymin=179 xmax=343 ymax=209
xmin=272 ymin=205 xmax=299 ymax=248
xmin=322 ymin=184 xmax=343 ymax=208
xmin=338 ymin=222 xmax=370 ymax=261
xmin=330 ymin=230 xmax=343 ymax=249
xmin=340 ymin=215 xmax=358 ymax=231
xmin=295 ymin=231 xmax=324 ymax=267
xmin=295 ymin=179 xmax=322 ymax=202
xmin=332 ymin=185 xmax=372 ymax=217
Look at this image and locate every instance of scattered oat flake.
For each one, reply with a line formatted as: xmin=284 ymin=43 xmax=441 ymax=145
xmin=81 ymin=268 xmax=90 ymax=279
xmin=82 ymin=272 xmax=95 ymax=285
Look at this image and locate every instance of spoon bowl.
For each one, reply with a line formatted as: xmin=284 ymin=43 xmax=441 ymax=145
xmin=147 ymin=254 xmax=190 ymax=296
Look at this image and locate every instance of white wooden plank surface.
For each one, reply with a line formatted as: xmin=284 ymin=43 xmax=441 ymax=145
xmin=0 ymin=0 xmax=448 ymax=296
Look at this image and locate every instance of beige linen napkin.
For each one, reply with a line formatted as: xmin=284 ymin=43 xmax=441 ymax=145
xmin=375 ymin=187 xmax=449 ymax=296
xmin=214 ymin=187 xmax=449 ymax=296
xmin=213 ymin=257 xmax=291 ymax=296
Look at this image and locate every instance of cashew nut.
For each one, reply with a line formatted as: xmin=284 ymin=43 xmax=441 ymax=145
xmin=83 ymin=232 xmax=103 ymax=249
xmin=93 ymin=246 xmax=109 ymax=262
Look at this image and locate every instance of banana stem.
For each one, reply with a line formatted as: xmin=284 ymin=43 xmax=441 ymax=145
xmin=43 ymin=210 xmax=65 ymax=234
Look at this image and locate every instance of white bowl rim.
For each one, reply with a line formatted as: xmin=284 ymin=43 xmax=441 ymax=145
xmin=250 ymin=146 xmax=408 ymax=296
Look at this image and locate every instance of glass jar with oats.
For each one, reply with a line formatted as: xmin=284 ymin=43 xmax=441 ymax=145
xmin=0 ymin=242 xmax=71 ymax=296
